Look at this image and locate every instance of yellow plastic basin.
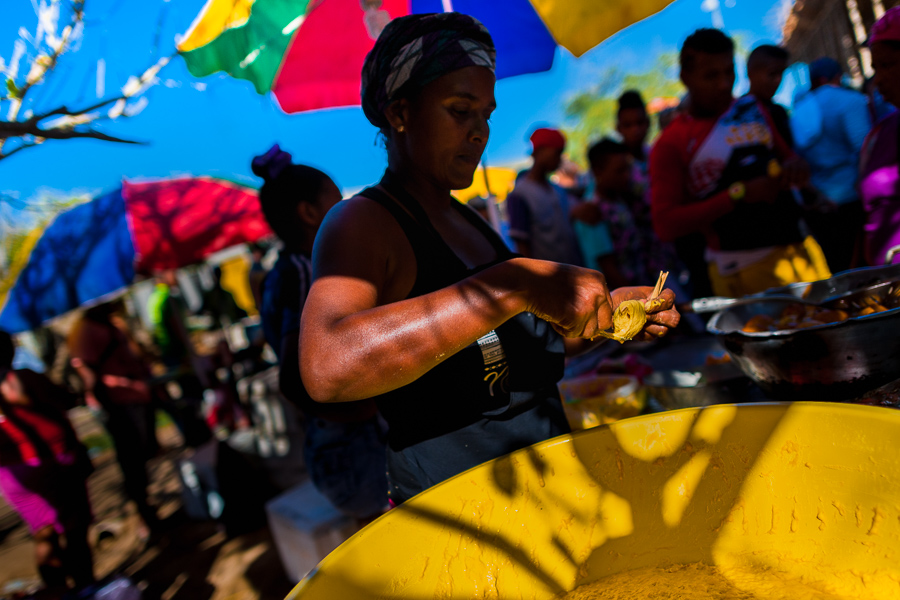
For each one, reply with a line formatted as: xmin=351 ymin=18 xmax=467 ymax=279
xmin=286 ymin=403 xmax=900 ymax=599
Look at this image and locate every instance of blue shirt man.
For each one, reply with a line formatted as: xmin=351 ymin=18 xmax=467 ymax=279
xmin=793 ymin=58 xmax=872 ymax=205
xmin=791 ymin=57 xmax=872 ymax=271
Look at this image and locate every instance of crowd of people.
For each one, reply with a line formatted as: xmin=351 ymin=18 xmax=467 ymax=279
xmin=0 ymin=266 xmax=266 ymax=596
xmin=4 ymin=6 xmax=900 ymax=598
xmin=507 ymin=27 xmax=899 ymax=302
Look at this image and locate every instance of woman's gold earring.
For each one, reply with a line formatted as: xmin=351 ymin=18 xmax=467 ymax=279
xmin=397 ymin=125 xmax=405 ymax=133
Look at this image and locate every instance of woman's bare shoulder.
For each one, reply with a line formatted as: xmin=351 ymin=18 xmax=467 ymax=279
xmin=312 ymin=191 xmax=414 ymax=288
xmin=320 ymin=192 xmax=405 ymax=236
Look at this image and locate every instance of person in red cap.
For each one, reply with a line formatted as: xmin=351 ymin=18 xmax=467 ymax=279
xmin=506 ymin=128 xmax=583 ymax=265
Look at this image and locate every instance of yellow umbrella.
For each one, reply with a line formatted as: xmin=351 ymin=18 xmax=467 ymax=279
xmin=454 ymin=167 xmax=518 ymax=204
xmin=530 ymin=0 xmax=677 ymax=57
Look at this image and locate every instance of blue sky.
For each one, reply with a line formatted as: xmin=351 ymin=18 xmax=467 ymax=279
xmin=0 ymin=0 xmax=791 ymax=203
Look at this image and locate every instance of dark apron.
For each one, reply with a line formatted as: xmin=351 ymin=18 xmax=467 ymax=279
xmin=360 ymin=172 xmax=570 ymax=504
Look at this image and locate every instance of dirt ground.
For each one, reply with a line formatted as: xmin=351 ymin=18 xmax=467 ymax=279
xmin=0 ymin=410 xmax=298 ymax=600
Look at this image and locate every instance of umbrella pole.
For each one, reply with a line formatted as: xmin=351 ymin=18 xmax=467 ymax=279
xmin=481 ymin=161 xmax=493 ymax=198
xmin=479 ymin=157 xmax=502 ymax=233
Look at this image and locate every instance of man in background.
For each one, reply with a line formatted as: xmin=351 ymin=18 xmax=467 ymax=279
xmin=507 ymin=128 xmax=582 ymax=265
xmin=650 ymin=28 xmax=829 ymax=298
xmin=792 ymin=57 xmax=871 ymax=271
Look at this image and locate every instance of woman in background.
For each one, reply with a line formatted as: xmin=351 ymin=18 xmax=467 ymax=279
xmin=253 ymin=145 xmax=388 ymax=521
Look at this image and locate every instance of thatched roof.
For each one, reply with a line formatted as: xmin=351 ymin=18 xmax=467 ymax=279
xmin=782 ymin=0 xmax=900 ymax=81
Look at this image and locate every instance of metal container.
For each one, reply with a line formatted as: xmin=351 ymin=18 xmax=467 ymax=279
xmin=708 ymin=295 xmax=900 ymax=401
xmin=641 ymin=337 xmax=762 ymax=409
xmin=644 ymin=367 xmax=761 ymax=409
xmin=761 ymin=262 xmax=900 ymax=303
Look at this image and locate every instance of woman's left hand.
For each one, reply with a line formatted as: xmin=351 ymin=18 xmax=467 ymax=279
xmin=611 ymin=286 xmax=681 ymax=341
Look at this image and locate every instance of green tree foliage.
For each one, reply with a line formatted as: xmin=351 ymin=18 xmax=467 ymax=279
xmin=562 ymin=52 xmax=684 ymax=165
xmin=1 ymin=194 xmax=87 ymax=304
xmin=563 ymin=35 xmax=753 ymax=166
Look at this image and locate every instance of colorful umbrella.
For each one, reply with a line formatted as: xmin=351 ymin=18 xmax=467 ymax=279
xmin=177 ymin=0 xmax=675 ymax=114
xmin=454 ymin=167 xmax=518 ymax=204
xmin=0 ymin=177 xmax=270 ymax=333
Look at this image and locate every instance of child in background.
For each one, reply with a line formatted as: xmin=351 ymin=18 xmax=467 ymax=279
xmin=746 ymin=45 xmax=794 ymax=148
xmin=616 ymin=90 xmax=652 ymax=201
xmin=577 ymin=138 xmax=676 ymax=290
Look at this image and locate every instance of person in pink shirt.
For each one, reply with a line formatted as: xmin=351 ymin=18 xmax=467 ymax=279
xmin=860 ymin=6 xmax=900 ymax=265
xmin=0 ymin=331 xmax=95 ymax=594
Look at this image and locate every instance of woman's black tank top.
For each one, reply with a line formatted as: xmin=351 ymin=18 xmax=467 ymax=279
xmin=359 ymin=172 xmax=570 ymax=504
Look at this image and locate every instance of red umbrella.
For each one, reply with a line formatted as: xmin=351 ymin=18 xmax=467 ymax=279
xmin=124 ymin=177 xmax=270 ymax=273
xmin=1 ymin=176 xmax=271 ymax=332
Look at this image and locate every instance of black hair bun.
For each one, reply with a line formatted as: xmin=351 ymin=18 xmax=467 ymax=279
xmin=251 ymin=144 xmax=293 ymax=182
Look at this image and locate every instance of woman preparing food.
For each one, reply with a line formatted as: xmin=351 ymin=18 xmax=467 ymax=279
xmin=299 ymin=13 xmax=680 ymax=504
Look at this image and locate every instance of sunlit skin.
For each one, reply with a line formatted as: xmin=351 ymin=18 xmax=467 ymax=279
xmin=871 ymin=41 xmax=900 ymax=107
xmin=299 ymin=66 xmax=680 ymax=403
xmin=748 ymin=58 xmax=787 ymax=102
xmin=616 ymin=108 xmax=650 ymax=159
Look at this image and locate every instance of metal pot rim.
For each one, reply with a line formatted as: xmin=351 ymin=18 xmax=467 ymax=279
xmin=708 ymin=299 xmax=900 ymax=339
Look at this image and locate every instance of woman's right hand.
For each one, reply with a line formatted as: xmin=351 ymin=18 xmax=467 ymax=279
xmin=516 ymin=259 xmax=614 ymax=339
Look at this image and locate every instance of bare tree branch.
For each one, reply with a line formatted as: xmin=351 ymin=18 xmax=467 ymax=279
xmin=0 ymin=1 xmax=164 ymax=161
xmin=25 ymin=129 xmax=141 ymax=144
xmin=0 ymin=142 xmax=38 ymax=161
xmin=5 ymin=1 xmax=86 ymax=125
xmin=33 ymin=95 xmax=124 ymax=121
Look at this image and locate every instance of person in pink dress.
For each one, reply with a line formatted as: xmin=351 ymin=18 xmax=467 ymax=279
xmin=0 ymin=331 xmax=95 ymax=594
xmin=860 ymin=6 xmax=900 ymax=265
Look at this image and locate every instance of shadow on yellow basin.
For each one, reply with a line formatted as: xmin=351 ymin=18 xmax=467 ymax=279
xmin=286 ymin=403 xmax=900 ymax=599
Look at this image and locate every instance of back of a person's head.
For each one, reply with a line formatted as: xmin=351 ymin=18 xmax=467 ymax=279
xmin=808 ymin=57 xmax=842 ymax=85
xmin=0 ymin=331 xmax=14 ymax=370
xmin=747 ymin=44 xmax=789 ymax=70
xmin=680 ymin=28 xmax=734 ymax=72
xmin=251 ymin=145 xmax=333 ymax=243
xmin=617 ymin=90 xmax=646 ymax=117
xmin=587 ymin=138 xmax=629 ymax=171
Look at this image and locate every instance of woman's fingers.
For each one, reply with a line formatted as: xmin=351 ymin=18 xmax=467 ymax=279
xmin=646 ymin=307 xmax=681 ymax=329
xmin=645 ymin=289 xmax=676 ymax=314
